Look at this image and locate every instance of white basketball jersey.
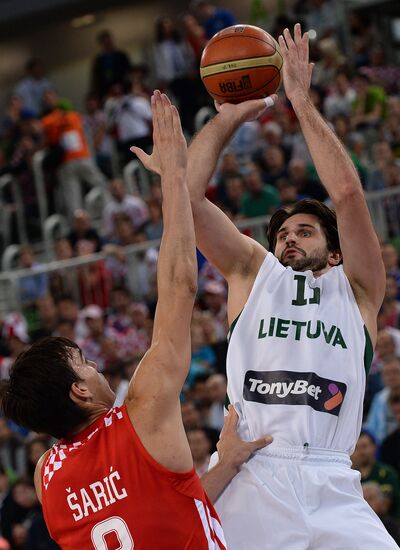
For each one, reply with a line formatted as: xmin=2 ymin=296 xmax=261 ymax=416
xmin=227 ymin=252 xmax=373 ymax=455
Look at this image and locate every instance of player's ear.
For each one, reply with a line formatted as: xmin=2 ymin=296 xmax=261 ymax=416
xmin=328 ymin=250 xmax=342 ymax=266
xmin=70 ymin=381 xmax=93 ymax=405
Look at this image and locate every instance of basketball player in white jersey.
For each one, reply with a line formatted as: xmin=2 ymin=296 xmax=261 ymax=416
xmin=132 ymin=25 xmax=397 ymax=550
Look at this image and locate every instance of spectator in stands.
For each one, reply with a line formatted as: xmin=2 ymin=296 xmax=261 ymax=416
xmin=352 ymin=430 xmax=400 ymax=518
xmin=0 ymin=417 xmax=25 ymax=479
xmin=153 ymin=16 xmax=197 ymax=134
xmin=0 ymin=476 xmax=43 ymax=548
xmin=217 ymin=175 xmax=245 ymax=219
xmin=351 ymin=71 xmax=387 ymax=130
xmin=366 ymin=142 xmax=396 ymax=191
xmin=205 ymin=373 xmax=227 ymax=430
xmin=304 ymin=0 xmax=339 ymax=40
xmin=202 ymin=281 xmax=228 ymax=341
xmin=381 ymin=393 xmax=400 ymax=478
xmin=111 ymin=80 xmax=152 ymax=166
xmin=226 ymin=119 xmax=264 ymax=165
xmin=53 ymin=319 xmax=75 ymax=341
xmin=384 ymin=275 xmax=400 ymax=329
xmin=78 ymin=304 xmax=119 ymax=372
xmin=261 ymin=121 xmax=291 ymax=162
xmin=363 ymin=483 xmax=400 ymax=544
xmin=83 ymin=92 xmax=112 ymax=177
xmin=323 ymin=69 xmax=356 ymax=120
xmin=182 ymin=13 xmax=208 ymax=62
xmin=14 ymin=59 xmax=53 ymax=116
xmin=288 ymin=158 xmax=328 ymax=201
xmin=181 ymin=400 xmax=204 ymax=431
xmin=128 ymin=302 xmax=152 ymax=342
xmin=361 ymin=45 xmax=400 ymax=95
xmin=76 ymin=239 xmax=110 ymax=309
xmin=91 ymin=30 xmax=131 ymax=100
xmin=0 ymin=94 xmax=22 ymax=159
xmin=239 ymin=162 xmax=280 ymax=218
xmin=382 ymin=99 xmax=400 ymax=158
xmin=107 ymin=286 xmax=132 ymax=334
xmin=17 ymin=246 xmax=48 ymax=308
xmin=258 ymin=145 xmax=288 ymax=187
xmin=191 ymin=315 xmax=216 ymax=369
xmin=144 ymin=198 xmax=163 ymax=240
xmin=192 ymin=0 xmax=237 ymax=39
xmin=381 ymin=243 xmax=400 ymax=299
xmin=55 ymin=295 xmax=86 ymax=340
xmin=187 ymin=428 xmax=213 ymax=477
xmin=41 ymin=89 xmax=106 ymax=219
xmin=312 ymin=37 xmax=345 ymax=90
xmin=276 ymin=178 xmax=304 ymax=207
xmin=103 ymin=178 xmax=149 ymax=239
xmin=0 ymin=313 xmax=29 ymax=382
xmin=49 ymin=238 xmax=75 ymax=299
xmin=25 ymin=436 xmax=51 ymax=479
xmin=67 ymin=209 xmax=101 ymax=253
xmin=365 ymin=355 xmax=400 ymax=444
xmin=30 ymin=295 xmax=58 ymax=341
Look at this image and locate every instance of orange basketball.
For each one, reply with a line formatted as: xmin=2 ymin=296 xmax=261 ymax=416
xmin=200 ymin=25 xmax=283 ymax=104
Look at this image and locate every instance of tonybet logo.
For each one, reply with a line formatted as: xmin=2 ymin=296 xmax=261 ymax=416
xmin=244 ymin=371 xmax=346 ymax=416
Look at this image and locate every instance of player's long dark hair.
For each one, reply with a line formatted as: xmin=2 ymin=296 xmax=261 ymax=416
xmin=0 ymin=337 xmax=90 ymax=439
xmin=267 ymin=199 xmax=341 ymax=257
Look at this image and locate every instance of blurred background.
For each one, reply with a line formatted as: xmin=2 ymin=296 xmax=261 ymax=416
xmin=0 ymin=0 xmax=400 ymax=547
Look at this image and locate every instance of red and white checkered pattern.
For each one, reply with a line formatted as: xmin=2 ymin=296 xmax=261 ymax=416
xmin=43 ymin=408 xmax=123 ymax=490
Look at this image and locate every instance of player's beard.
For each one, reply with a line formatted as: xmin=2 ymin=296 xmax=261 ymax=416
xmin=280 ymin=246 xmax=329 ymax=272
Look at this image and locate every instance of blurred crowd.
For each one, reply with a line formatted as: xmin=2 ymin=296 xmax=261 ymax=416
xmin=0 ymin=0 xmax=400 ymax=547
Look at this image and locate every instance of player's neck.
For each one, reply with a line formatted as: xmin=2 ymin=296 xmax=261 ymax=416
xmin=69 ymin=406 xmax=110 ymax=438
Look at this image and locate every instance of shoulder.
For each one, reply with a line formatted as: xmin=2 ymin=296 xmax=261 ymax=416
xmin=34 ymin=449 xmax=52 ymax=503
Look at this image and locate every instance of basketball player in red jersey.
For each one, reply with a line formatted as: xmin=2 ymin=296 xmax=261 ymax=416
xmin=0 ymin=92 xmax=271 ymax=549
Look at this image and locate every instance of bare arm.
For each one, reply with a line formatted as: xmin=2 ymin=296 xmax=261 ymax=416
xmin=133 ymin=97 xmax=276 ymax=280
xmin=187 ymin=100 xmax=276 ymax=279
xmin=125 ymin=92 xmax=196 ymax=472
xmin=279 ymin=25 xmax=385 ymax=331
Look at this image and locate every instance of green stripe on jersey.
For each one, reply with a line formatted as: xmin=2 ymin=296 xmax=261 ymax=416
xmin=227 ymin=310 xmax=242 ymax=342
xmin=224 ymin=311 xmax=243 ymax=409
xmin=364 ymin=325 xmax=373 ymax=376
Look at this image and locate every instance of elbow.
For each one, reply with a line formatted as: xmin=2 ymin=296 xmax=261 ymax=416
xmin=333 ymin=182 xmax=364 ymax=206
xmin=167 ymin=263 xmax=198 ymax=296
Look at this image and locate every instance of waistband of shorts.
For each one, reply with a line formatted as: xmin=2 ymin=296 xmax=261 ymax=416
xmin=255 ymin=445 xmax=352 ymax=466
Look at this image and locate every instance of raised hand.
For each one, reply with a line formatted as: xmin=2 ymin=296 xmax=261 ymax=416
xmin=278 ymin=23 xmax=314 ymax=103
xmin=131 ymin=90 xmax=187 ymax=177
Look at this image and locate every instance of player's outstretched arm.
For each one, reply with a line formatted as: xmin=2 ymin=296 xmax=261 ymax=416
xmin=202 ymin=406 xmax=272 ymax=503
xmin=133 ymin=95 xmax=275 ymax=281
xmin=126 ymin=91 xmax=196 ymax=472
xmin=279 ymin=24 xmax=385 ymax=334
xmin=186 ymin=98 xmax=277 ymax=279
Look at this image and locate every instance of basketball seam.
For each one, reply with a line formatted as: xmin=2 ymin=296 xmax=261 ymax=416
xmin=201 ymin=53 xmax=276 ymax=69
xmin=202 ymin=64 xmax=280 ymax=80
xmin=203 ymin=34 xmax=277 ymax=51
xmin=209 ymin=72 xmax=281 ymax=98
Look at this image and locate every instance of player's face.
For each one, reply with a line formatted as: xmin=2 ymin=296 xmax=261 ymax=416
xmin=70 ymin=349 xmax=115 ymax=408
xmin=275 ymin=213 xmax=339 ymax=273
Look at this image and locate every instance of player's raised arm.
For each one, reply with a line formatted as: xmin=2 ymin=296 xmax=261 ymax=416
xmin=126 ymin=91 xmax=196 ymax=471
xmin=278 ymin=24 xmax=385 ymax=333
xmin=187 ymin=99 xmax=276 ymax=280
xmin=133 ymin=95 xmax=275 ymax=281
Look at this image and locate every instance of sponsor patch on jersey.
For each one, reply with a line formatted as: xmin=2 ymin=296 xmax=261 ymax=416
xmin=243 ymin=370 xmax=347 ymax=416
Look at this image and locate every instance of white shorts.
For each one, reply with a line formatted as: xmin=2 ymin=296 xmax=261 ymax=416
xmin=210 ymin=447 xmax=398 ymax=550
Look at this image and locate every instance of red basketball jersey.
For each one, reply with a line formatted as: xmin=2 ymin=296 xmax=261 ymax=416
xmin=41 ymin=406 xmax=227 ymax=549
